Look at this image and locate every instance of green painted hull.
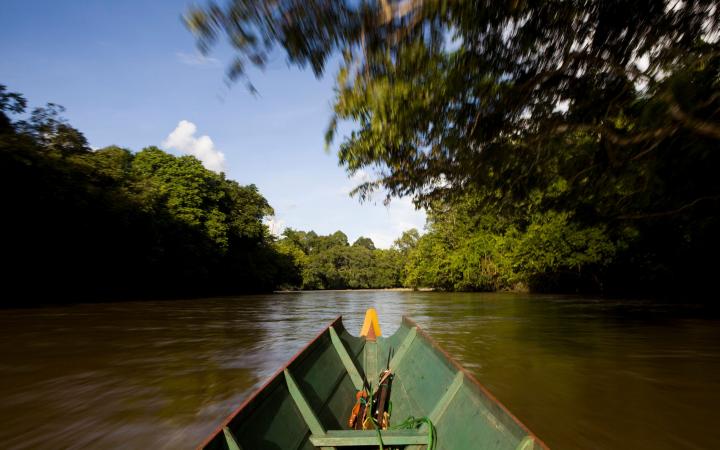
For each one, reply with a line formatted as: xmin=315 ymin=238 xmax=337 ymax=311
xmin=199 ymin=316 xmax=548 ymax=450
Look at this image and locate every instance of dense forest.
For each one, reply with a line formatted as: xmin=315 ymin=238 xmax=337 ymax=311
xmin=189 ymin=0 xmax=720 ymax=297
xmin=274 ymin=228 xmax=419 ymax=289
xmin=4 ymin=62 xmax=720 ymax=300
xmin=0 ymin=86 xmax=297 ymax=304
xmin=2 ymin=1 xmax=719 ymax=302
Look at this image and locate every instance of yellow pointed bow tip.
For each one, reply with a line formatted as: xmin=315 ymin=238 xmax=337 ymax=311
xmin=360 ymin=308 xmax=382 ymax=340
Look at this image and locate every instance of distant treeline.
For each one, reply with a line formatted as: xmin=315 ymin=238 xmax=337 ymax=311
xmin=0 ymin=86 xmax=296 ymax=304
xmin=274 ymin=229 xmax=418 ymax=290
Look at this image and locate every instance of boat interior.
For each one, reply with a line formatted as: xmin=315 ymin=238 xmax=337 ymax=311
xmin=200 ymin=313 xmax=544 ymax=450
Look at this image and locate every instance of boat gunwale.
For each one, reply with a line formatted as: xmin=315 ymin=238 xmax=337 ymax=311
xmin=196 ymin=315 xmax=345 ymax=450
xmin=402 ymin=316 xmax=550 ymax=450
xmin=198 ymin=315 xmax=550 ymax=450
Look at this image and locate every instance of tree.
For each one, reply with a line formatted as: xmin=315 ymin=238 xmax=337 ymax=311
xmin=0 ymin=84 xmax=26 ymax=133
xmin=0 ymin=87 xmax=291 ymax=303
xmin=274 ymin=229 xmax=404 ymax=289
xmin=353 ymin=236 xmax=376 ymax=250
xmin=393 ymin=229 xmax=420 ymax=255
xmin=16 ymin=103 xmax=89 ymax=155
xmin=93 ymin=146 xmax=133 ymax=180
xmin=187 ymin=1 xmax=720 ymax=295
xmin=186 ymin=0 xmax=719 ymax=202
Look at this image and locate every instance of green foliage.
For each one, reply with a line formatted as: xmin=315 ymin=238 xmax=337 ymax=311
xmin=403 ymin=207 xmax=618 ymax=293
xmin=352 ymin=236 xmax=376 ymax=250
xmin=0 ymin=87 xmax=294 ymax=303
xmin=513 ymin=212 xmax=616 ymax=287
xmin=275 ymin=229 xmax=404 ymax=290
xmin=190 ymin=1 xmax=720 ymax=296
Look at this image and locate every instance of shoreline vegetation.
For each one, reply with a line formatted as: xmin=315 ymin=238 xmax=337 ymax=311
xmin=274 ymin=287 xmax=437 ymax=293
xmin=2 ymin=79 xmax=719 ymax=305
xmin=1 ymin=87 xmax=293 ymax=305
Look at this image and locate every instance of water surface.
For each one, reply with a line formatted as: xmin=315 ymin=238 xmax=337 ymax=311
xmin=1 ymin=292 xmax=719 ymax=449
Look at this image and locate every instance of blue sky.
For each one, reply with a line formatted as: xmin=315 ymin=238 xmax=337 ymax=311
xmin=0 ymin=0 xmax=426 ymax=248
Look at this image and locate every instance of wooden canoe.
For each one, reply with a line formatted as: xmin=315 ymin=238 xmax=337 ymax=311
xmin=198 ymin=312 xmax=549 ymax=450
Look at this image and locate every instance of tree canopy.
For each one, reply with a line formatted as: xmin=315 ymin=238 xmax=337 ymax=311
xmin=0 ymin=85 xmax=294 ymax=303
xmin=187 ymin=1 xmax=720 ymax=296
xmin=275 ymin=229 xmax=406 ymax=289
xmin=187 ymin=0 xmax=719 ymax=200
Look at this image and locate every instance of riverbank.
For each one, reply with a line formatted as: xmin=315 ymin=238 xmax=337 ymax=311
xmin=274 ymin=287 xmax=436 ymax=293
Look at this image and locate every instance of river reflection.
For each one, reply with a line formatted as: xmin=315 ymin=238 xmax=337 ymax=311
xmin=1 ymin=292 xmax=719 ymax=449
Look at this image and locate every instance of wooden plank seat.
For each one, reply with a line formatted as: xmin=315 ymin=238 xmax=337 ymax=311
xmin=310 ymin=430 xmax=428 ymax=447
xmin=285 ymin=361 xmax=428 ymax=448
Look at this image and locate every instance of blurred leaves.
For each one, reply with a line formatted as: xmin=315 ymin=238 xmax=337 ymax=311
xmin=189 ymin=1 xmax=720 ymax=295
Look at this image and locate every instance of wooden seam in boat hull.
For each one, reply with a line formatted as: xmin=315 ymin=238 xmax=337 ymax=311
xmin=328 ymin=326 xmax=364 ymax=390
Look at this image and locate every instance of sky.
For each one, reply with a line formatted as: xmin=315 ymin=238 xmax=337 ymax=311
xmin=0 ymin=0 xmax=426 ymax=248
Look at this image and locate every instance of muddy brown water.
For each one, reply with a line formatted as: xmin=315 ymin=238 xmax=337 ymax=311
xmin=1 ymin=291 xmax=719 ymax=449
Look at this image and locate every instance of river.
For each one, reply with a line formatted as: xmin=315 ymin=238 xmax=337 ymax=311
xmin=1 ymin=291 xmax=719 ymax=449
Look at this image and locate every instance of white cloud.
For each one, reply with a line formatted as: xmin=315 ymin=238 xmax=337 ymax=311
xmin=175 ymin=51 xmax=220 ymax=67
xmin=335 ymin=169 xmax=427 ymax=248
xmin=365 ymin=197 xmax=426 ymax=248
xmin=340 ymin=169 xmax=373 ymax=194
xmin=162 ymin=120 xmax=227 ymax=173
xmin=265 ymin=216 xmax=286 ymax=237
